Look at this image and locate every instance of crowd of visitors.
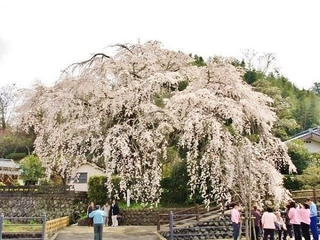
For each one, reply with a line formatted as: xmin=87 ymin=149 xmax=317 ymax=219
xmin=231 ymin=198 xmax=319 ymax=240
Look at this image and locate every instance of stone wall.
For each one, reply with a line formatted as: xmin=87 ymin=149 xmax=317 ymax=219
xmin=0 ymin=186 xmax=88 ymax=223
xmin=118 ymin=208 xmax=176 ymax=226
xmin=78 ymin=208 xmax=179 ymax=226
xmin=0 ymin=186 xmax=191 ymax=227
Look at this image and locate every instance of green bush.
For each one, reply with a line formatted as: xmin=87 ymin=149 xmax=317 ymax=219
xmin=19 ymin=155 xmax=45 ymax=182
xmin=283 ymin=174 xmax=303 ymax=190
xmin=87 ymin=176 xmax=108 ymax=206
xmin=87 ymin=175 xmax=124 ymax=206
xmin=5 ymin=152 xmax=27 ymax=160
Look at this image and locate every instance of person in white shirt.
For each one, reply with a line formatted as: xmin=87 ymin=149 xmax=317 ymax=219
xmin=101 ymin=202 xmax=110 ymax=226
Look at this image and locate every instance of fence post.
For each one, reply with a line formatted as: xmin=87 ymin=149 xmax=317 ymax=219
xmin=0 ymin=213 xmax=3 ymax=240
xmin=313 ymin=188 xmax=317 ymax=203
xmin=196 ymin=204 xmax=199 ymax=221
xmin=157 ymin=212 xmax=160 ymax=231
xmin=169 ymin=211 xmax=174 ymax=240
xmin=221 ymin=199 xmax=225 ymax=217
xmin=42 ymin=213 xmax=46 ymax=240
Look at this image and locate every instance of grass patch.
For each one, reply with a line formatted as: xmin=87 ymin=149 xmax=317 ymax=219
xmin=3 ymin=221 xmax=42 ymax=232
xmin=3 ymin=225 xmax=42 ymax=232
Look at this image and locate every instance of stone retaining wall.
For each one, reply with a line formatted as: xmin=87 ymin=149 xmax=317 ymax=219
xmin=0 ymin=186 xmax=88 ymax=223
xmin=78 ymin=208 xmax=179 ymax=226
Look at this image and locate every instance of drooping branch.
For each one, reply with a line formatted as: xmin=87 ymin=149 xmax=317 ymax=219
xmin=110 ymin=43 xmax=134 ymax=54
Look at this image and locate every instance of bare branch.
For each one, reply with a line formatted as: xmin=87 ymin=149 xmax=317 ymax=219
xmin=68 ymin=53 xmax=111 ymax=71
xmin=110 ymin=44 xmax=134 ymax=54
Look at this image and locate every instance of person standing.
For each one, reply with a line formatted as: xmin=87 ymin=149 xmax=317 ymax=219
xmin=275 ymin=211 xmax=286 ymax=240
xmin=298 ymin=203 xmax=310 ymax=240
xmin=231 ymin=203 xmax=241 ymax=240
xmin=306 ymin=198 xmax=319 ymax=240
xmin=282 ymin=204 xmax=293 ymax=240
xmin=251 ymin=205 xmax=261 ymax=240
xmin=89 ymin=205 xmax=107 ymax=240
xmin=101 ymin=202 xmax=110 ymax=226
xmin=111 ymin=199 xmax=120 ymax=227
xmin=87 ymin=202 xmax=95 ymax=227
xmin=288 ymin=201 xmax=302 ymax=240
xmin=261 ymin=206 xmax=277 ymax=240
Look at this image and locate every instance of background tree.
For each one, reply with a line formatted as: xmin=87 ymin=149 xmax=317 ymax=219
xmin=295 ymin=167 xmax=320 ymax=189
xmin=283 ymin=140 xmax=310 ymax=174
xmin=0 ymin=127 xmax=34 ymax=159
xmin=0 ymin=84 xmax=17 ymax=130
xmin=19 ymin=155 xmax=45 ymax=184
xmin=311 ymin=82 xmax=320 ymax=95
xmin=241 ymin=52 xmax=320 ymax=139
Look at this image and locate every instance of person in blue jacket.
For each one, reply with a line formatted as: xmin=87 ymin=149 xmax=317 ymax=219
xmin=305 ymin=198 xmax=319 ymax=240
xmin=89 ymin=205 xmax=107 ymax=240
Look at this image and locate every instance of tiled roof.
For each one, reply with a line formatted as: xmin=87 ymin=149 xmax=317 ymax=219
xmin=0 ymin=170 xmax=21 ymax=175
xmin=0 ymin=158 xmax=20 ymax=169
xmin=285 ymin=126 xmax=320 ymax=142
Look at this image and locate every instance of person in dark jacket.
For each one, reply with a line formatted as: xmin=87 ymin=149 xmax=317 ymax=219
xmin=282 ymin=205 xmax=293 ymax=240
xmin=251 ymin=205 xmax=261 ymax=240
xmin=110 ymin=199 xmax=120 ymax=226
xmin=87 ymin=201 xmax=95 ymax=227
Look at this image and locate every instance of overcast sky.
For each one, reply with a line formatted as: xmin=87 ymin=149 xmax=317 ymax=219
xmin=0 ymin=0 xmax=319 ymax=90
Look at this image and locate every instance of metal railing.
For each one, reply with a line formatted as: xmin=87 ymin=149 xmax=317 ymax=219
xmin=167 ymin=210 xmax=223 ymax=240
xmin=157 ymin=203 xmax=223 ymax=231
xmin=0 ymin=213 xmax=46 ymax=240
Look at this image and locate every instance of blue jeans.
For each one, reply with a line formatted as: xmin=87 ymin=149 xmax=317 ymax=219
xmin=233 ymin=222 xmax=240 ymax=240
xmin=93 ymin=223 xmax=103 ymax=240
xmin=310 ymin=216 xmax=319 ymax=240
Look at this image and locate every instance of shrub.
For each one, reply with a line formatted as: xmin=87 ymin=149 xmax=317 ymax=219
xmin=5 ymin=152 xmax=27 ymax=160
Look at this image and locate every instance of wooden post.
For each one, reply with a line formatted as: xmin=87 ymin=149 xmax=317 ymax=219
xmin=42 ymin=213 xmax=46 ymax=240
xmin=196 ymin=204 xmax=199 ymax=221
xmin=221 ymin=199 xmax=225 ymax=218
xmin=157 ymin=212 xmax=160 ymax=231
xmin=169 ymin=211 xmax=174 ymax=240
xmin=313 ymin=188 xmax=317 ymax=204
xmin=0 ymin=213 xmax=4 ymax=240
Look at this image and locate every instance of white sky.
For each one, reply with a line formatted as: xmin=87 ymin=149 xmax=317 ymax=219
xmin=0 ymin=0 xmax=319 ymax=90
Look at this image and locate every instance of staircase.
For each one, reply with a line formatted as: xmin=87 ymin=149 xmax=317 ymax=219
xmin=159 ymin=205 xmax=320 ymax=240
xmin=159 ymin=211 xmax=235 ymax=240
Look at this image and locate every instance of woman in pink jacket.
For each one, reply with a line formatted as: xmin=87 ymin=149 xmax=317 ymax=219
xmin=261 ymin=207 xmax=277 ymax=240
xmin=288 ymin=201 xmax=302 ymax=240
xmin=298 ymin=203 xmax=310 ymax=240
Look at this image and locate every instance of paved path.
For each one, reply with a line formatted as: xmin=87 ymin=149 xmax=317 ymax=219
xmin=51 ymin=225 xmax=165 ymax=240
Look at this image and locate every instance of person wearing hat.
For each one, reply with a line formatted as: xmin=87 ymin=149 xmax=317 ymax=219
xmin=89 ymin=205 xmax=107 ymax=240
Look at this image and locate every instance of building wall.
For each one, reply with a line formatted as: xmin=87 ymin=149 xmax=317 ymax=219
xmin=72 ymin=164 xmax=105 ymax=192
xmin=303 ymin=140 xmax=320 ymax=153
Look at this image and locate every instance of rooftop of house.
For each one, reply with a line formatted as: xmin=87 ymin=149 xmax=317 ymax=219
xmin=285 ymin=126 xmax=320 ymax=143
xmin=0 ymin=158 xmax=20 ymax=169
